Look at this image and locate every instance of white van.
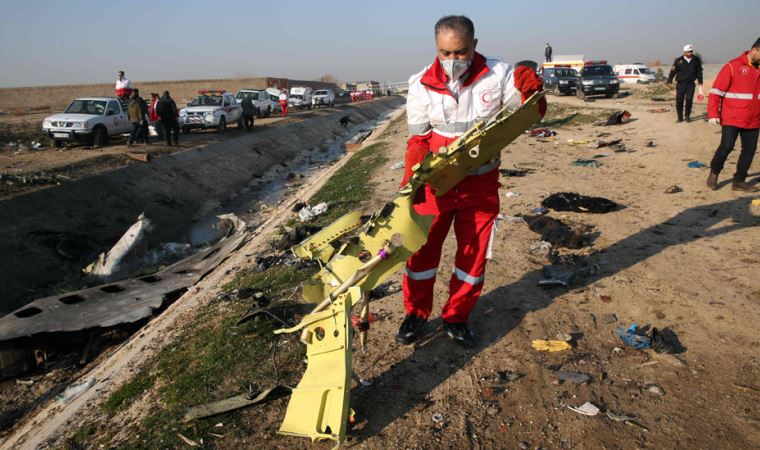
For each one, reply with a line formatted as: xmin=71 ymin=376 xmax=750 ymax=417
xmin=613 ymin=64 xmax=656 ymax=84
xmin=235 ymin=89 xmax=274 ymax=117
xmin=289 ymin=87 xmax=313 ymax=109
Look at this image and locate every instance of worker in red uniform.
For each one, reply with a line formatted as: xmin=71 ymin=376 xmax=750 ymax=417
xmin=706 ymin=37 xmax=760 ymax=193
xmin=279 ymin=88 xmax=289 ymax=117
xmin=115 ymin=70 xmax=132 ymax=99
xmin=397 ymin=15 xmax=545 ymax=347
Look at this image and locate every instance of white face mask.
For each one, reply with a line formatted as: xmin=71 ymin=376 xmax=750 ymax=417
xmin=440 ymin=58 xmax=471 ymax=80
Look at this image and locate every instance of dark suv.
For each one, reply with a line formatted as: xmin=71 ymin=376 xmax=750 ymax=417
xmin=542 ymin=67 xmax=578 ymax=96
xmin=577 ymin=63 xmax=620 ymax=99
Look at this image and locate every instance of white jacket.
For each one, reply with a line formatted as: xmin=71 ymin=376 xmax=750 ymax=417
xmin=115 ymin=78 xmax=131 ymax=89
xmin=407 ymin=54 xmax=521 ymax=140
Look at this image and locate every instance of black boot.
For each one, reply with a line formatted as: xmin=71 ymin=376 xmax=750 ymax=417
xmin=732 ymin=181 xmax=758 ymax=192
xmin=443 ymin=321 xmax=477 ymax=348
xmin=706 ymin=172 xmax=718 ymax=190
xmin=395 ymin=314 xmax=427 ymax=345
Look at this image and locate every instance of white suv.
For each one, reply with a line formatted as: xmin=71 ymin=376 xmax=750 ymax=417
xmin=235 ymin=89 xmax=274 ymax=117
xmin=42 ymin=97 xmax=132 ymax=147
xmin=312 ymin=89 xmax=335 ymax=108
xmin=179 ymin=90 xmax=243 ymax=133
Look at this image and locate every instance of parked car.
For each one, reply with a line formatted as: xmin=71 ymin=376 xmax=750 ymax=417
xmin=312 ymin=89 xmax=335 ymax=108
xmin=266 ymin=88 xmax=283 ymax=114
xmin=235 ymin=89 xmax=273 ymax=117
xmin=288 ymin=87 xmax=313 ymax=110
xmin=577 ymin=62 xmax=620 ymax=99
xmin=42 ymin=97 xmax=132 ymax=147
xmin=179 ymin=90 xmax=243 ymax=133
xmin=542 ymin=67 xmax=578 ymax=96
xmin=613 ymin=63 xmax=656 ymax=84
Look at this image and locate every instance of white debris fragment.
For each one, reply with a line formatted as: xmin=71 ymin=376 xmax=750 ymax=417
xmin=567 ymin=401 xmax=600 ymax=416
xmin=84 ymin=213 xmax=153 ymax=276
xmin=298 ymin=202 xmax=329 ymax=222
xmin=57 ymin=378 xmax=96 ymax=405
xmin=390 ymin=161 xmax=404 ymax=170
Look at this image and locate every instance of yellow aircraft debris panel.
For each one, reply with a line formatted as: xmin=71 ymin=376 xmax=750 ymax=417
xmin=274 ymin=92 xmax=545 ymax=446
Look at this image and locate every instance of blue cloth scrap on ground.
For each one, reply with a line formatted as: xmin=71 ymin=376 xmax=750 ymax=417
xmin=616 ymin=323 xmax=652 ymax=349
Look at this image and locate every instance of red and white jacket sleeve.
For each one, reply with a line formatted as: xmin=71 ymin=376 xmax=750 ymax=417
xmin=708 ymin=63 xmax=731 ymax=120
xmin=403 ymin=71 xmax=432 ymax=185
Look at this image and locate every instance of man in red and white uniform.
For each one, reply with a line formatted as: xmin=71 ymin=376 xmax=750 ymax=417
xmin=115 ymin=71 xmax=132 ymax=99
xmin=396 ymin=15 xmax=545 ymax=347
xmin=279 ymin=88 xmax=289 ymax=117
xmin=706 ymin=37 xmax=760 ymax=193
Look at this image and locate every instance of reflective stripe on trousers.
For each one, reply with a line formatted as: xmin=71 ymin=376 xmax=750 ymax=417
xmin=452 ymin=267 xmax=485 ymax=285
xmin=404 ymin=266 xmax=437 ymax=281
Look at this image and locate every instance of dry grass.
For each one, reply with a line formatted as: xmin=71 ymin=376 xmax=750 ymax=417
xmin=0 ymin=77 xmax=340 ymax=115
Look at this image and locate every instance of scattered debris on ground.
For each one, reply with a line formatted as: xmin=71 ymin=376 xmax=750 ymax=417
xmin=572 ymin=158 xmax=600 ymax=168
xmin=0 ymin=172 xmax=69 ymax=187
xmin=602 ymin=110 xmax=632 ymax=126
xmin=182 ymin=385 xmax=290 ymax=423
xmin=0 ymin=214 xmax=247 ymax=377
xmin=568 ymin=401 xmax=600 ymax=416
xmin=526 ymin=128 xmax=557 ymax=138
xmin=531 ymin=340 xmax=572 ymax=352
xmin=499 ymin=167 xmax=534 ymax=177
xmin=524 ymin=215 xmax=593 ymax=249
xmin=542 ymin=192 xmax=621 ymax=213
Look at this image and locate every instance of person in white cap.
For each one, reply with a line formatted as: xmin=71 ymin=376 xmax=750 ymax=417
xmin=667 ymin=44 xmax=703 ymax=122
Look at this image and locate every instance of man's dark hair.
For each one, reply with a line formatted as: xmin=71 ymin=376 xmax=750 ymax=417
xmin=163 ymin=90 xmax=170 ymax=97
xmin=753 ymin=37 xmax=760 ymax=49
xmin=118 ymin=70 xmax=124 ymax=76
xmin=434 ymin=15 xmax=474 ymax=40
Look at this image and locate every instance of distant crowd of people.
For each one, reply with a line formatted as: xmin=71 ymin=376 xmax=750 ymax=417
xmin=115 ymin=71 xmax=180 ymax=146
xmin=350 ymin=90 xmax=375 ymax=102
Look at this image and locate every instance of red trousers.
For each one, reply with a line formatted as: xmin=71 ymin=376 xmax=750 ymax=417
xmin=402 ymin=170 xmax=500 ymax=323
xmin=280 ymin=100 xmax=288 ymax=116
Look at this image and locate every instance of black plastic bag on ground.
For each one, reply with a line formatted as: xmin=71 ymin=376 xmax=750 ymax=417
xmin=542 ymin=192 xmax=620 ymax=214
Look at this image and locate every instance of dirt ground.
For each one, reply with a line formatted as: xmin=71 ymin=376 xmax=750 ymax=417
xmin=339 ymin=91 xmax=760 ymax=449
xmin=3 ymin=86 xmax=760 ymax=449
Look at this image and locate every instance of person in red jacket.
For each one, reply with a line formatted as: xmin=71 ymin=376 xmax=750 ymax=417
xmin=147 ymin=93 xmax=163 ymax=139
xmin=396 ymin=15 xmax=545 ymax=348
xmin=706 ymin=37 xmax=760 ymax=193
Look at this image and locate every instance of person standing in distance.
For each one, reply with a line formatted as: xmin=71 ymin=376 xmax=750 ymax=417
xmin=667 ymin=44 xmax=703 ymax=123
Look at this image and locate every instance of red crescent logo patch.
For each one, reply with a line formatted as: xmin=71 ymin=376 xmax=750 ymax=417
xmin=481 ymin=91 xmax=492 ymax=105
xmin=739 ymin=66 xmax=750 ymax=76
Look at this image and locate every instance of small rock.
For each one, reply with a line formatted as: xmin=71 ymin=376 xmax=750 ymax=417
xmin=646 ymin=384 xmax=664 ymax=395
xmin=519 ymin=442 xmax=530 ymax=450
xmin=664 ymin=185 xmax=683 ymax=194
xmin=486 ymin=404 xmax=501 ymax=416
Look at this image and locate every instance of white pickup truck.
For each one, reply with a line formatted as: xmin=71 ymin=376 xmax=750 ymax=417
xmin=179 ymin=90 xmax=243 ymax=133
xmin=42 ymin=97 xmax=132 ymax=147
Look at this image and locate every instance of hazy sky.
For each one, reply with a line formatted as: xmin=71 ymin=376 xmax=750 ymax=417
xmin=0 ymin=0 xmax=756 ymax=88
